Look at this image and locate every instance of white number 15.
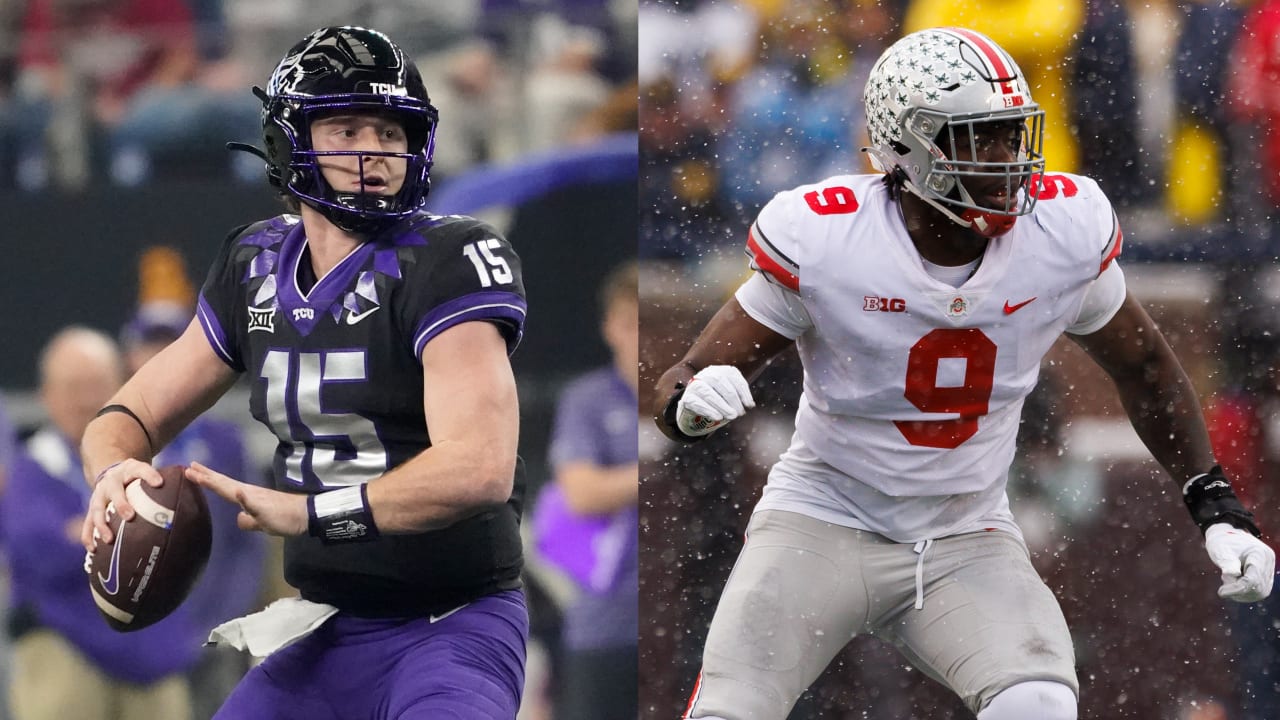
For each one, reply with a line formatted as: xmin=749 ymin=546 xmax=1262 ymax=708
xmin=462 ymin=239 xmax=514 ymax=287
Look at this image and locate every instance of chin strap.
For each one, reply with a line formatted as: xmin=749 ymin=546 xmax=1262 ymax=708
xmin=901 ymin=182 xmax=1018 ymax=238
xmin=959 ymin=208 xmax=1017 ymax=237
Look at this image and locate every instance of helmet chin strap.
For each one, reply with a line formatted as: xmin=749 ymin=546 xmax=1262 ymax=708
xmin=902 ymin=179 xmax=1017 ymax=238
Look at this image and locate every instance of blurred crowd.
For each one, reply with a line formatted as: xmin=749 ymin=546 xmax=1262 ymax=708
xmin=639 ymin=0 xmax=1280 ymax=264
xmin=0 ymin=0 xmax=638 ymax=192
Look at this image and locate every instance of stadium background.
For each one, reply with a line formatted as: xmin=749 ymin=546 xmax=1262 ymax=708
xmin=0 ymin=2 xmax=637 ymax=719
xmin=639 ymin=1 xmax=1280 ymax=719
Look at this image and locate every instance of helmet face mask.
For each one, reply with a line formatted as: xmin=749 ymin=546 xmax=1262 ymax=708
xmin=919 ymin=110 xmax=1044 ymax=215
xmin=864 ymin=28 xmax=1046 ymax=236
xmin=261 ymin=27 xmax=439 ymax=235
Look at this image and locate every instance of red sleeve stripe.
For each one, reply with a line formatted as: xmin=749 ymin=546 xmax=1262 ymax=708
xmin=746 ymin=223 xmax=800 ymax=292
xmin=681 ymin=671 xmax=704 ymax=719
xmin=1099 ymin=212 xmax=1123 ymax=274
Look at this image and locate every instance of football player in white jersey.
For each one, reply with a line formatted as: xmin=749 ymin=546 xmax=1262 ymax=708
xmin=652 ymin=27 xmax=1276 ymax=720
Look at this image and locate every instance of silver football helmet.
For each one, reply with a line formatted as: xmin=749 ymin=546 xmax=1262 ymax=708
xmin=863 ymin=28 xmax=1045 ymax=237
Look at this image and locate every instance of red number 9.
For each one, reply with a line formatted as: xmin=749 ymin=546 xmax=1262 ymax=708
xmin=803 ymin=186 xmax=859 ymax=215
xmin=894 ymin=328 xmax=997 ymax=449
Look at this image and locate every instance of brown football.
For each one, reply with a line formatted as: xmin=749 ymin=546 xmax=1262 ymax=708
xmin=88 ymin=464 xmax=212 ymax=632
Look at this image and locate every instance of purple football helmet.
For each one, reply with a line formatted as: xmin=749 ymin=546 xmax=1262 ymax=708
xmin=259 ymin=26 xmax=439 ymax=235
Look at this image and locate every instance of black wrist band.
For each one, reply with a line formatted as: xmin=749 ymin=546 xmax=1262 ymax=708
xmin=94 ymin=404 xmax=155 ymax=455
xmin=307 ymin=485 xmax=380 ymax=544
xmin=1182 ymin=465 xmax=1261 ymax=537
xmin=660 ymin=382 xmax=707 ymax=445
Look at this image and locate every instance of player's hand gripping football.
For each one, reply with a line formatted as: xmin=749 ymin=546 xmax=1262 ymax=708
xmin=81 ymin=458 xmax=165 ymax=552
xmin=675 ymin=365 xmax=756 ymax=437
xmin=186 ymin=461 xmax=308 ymax=537
xmin=1204 ymin=523 xmax=1275 ymax=603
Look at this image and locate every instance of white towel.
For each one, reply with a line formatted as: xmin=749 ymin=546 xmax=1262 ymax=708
xmin=206 ymin=597 xmax=339 ymax=658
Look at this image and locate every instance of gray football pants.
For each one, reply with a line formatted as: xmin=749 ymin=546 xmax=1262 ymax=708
xmin=685 ymin=510 xmax=1078 ymax=719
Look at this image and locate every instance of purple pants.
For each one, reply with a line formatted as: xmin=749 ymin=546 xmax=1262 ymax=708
xmin=214 ymin=590 xmax=528 ymax=719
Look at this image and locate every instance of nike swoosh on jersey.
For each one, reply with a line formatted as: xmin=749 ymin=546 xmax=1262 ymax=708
xmin=428 ymin=602 xmax=470 ymax=623
xmin=1002 ymin=297 xmax=1037 ymax=314
xmin=346 ymin=306 xmax=380 ymax=325
xmin=97 ymin=518 xmax=125 ymax=595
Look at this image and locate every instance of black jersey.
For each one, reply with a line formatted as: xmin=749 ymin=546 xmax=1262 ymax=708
xmin=197 ymin=211 xmax=527 ymax=617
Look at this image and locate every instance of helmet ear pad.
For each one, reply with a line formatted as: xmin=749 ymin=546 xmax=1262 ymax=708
xmin=263 ymin=105 xmax=317 ymax=197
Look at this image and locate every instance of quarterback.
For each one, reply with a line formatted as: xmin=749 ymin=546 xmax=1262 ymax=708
xmin=653 ymin=27 xmax=1275 ymax=720
xmin=80 ymin=27 xmax=528 ymax=718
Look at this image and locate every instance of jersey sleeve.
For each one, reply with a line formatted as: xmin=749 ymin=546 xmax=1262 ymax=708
xmin=1069 ymin=174 xmax=1124 ymax=277
xmin=1066 ymin=261 xmax=1126 ymax=335
xmin=735 ymin=271 xmax=813 ymax=340
xmin=1097 ymin=205 xmax=1124 ymax=276
xmin=196 ymin=225 xmax=252 ymax=372
xmin=399 ymin=218 xmax=528 ymax=360
xmin=746 ymin=190 xmax=802 ymax=293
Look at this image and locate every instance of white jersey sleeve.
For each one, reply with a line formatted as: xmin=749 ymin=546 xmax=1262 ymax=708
xmin=735 ymin=272 xmax=813 ymax=339
xmin=1066 ymin=261 xmax=1126 ymax=335
xmin=746 ymin=188 xmax=805 ymax=293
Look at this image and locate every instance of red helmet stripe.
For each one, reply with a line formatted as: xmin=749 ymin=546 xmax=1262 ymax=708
xmin=943 ymin=28 xmax=1018 ymax=94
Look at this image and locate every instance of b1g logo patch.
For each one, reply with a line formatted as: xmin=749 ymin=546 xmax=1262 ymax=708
xmin=247 ymin=306 xmax=276 ymax=334
xmin=864 ymin=297 xmax=906 ymax=312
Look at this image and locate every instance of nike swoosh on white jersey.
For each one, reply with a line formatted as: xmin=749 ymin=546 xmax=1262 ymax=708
xmin=346 ymin=306 xmax=380 ymax=325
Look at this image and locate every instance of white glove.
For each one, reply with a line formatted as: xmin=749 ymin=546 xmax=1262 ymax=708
xmin=1204 ymin=523 xmax=1275 ymax=603
xmin=675 ymin=365 xmax=755 ymax=437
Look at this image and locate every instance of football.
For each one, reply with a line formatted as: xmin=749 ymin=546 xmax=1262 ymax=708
xmin=88 ymin=465 xmax=212 ymax=632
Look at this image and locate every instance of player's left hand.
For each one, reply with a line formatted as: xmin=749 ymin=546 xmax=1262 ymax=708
xmin=186 ymin=461 xmax=308 ymax=537
xmin=1204 ymin=522 xmax=1275 ymax=603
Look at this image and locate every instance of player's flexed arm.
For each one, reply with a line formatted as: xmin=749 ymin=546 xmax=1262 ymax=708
xmin=1073 ymin=291 xmax=1276 ymax=602
xmin=652 ymin=298 xmax=794 ymax=442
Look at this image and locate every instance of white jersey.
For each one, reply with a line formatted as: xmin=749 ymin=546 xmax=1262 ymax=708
xmin=737 ymin=172 xmax=1125 ymax=542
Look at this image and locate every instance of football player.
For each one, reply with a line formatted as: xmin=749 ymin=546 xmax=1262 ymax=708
xmin=653 ymin=28 xmax=1276 ymax=720
xmin=79 ymin=27 xmax=529 ymax=719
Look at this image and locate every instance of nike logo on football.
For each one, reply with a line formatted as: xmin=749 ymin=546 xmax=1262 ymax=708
xmin=346 ymin=306 xmax=380 ymax=325
xmin=97 ymin=513 xmax=125 ymax=595
xmin=1003 ymin=297 xmax=1037 ymax=314
xmin=429 ymin=603 xmax=470 ymax=623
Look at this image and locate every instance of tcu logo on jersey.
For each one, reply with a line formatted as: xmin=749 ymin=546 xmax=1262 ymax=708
xmin=292 ymin=307 xmax=315 ymax=321
xmin=864 ymin=297 xmax=906 ymax=313
xmin=368 ymin=82 xmax=408 ymax=96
